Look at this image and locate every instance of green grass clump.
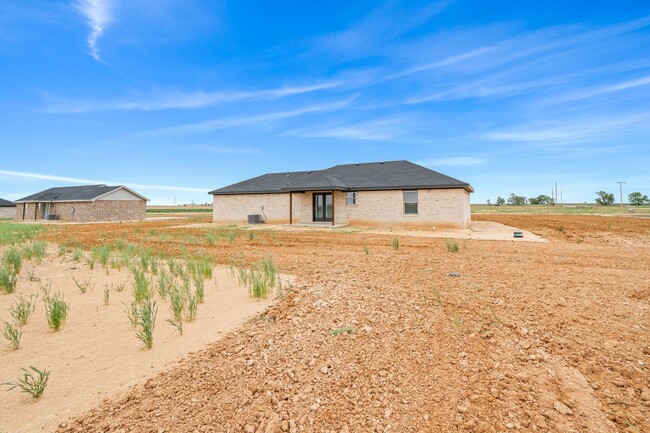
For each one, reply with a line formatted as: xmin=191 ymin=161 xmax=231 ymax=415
xmin=192 ymin=273 xmax=205 ymax=303
xmin=0 ymin=266 xmax=18 ymax=293
xmin=168 ymin=285 xmax=185 ymax=324
xmin=392 ymin=238 xmax=400 ymax=250
xmin=3 ymin=247 xmax=22 ymax=274
xmin=237 ymin=258 xmax=279 ymax=299
xmin=2 ymin=366 xmax=50 ymax=399
xmin=44 ymin=292 xmax=69 ymax=331
xmin=2 ymin=321 xmax=22 ymax=350
xmin=71 ymin=248 xmax=83 ymax=262
xmin=91 ymin=244 xmax=112 ymax=269
xmin=10 ymin=295 xmax=37 ymax=325
xmin=134 ymin=298 xmax=157 ymax=349
xmin=446 ymin=240 xmax=460 ymax=253
xmin=131 ymin=267 xmax=152 ymax=303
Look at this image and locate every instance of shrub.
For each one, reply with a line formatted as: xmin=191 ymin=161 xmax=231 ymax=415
xmin=3 ymin=247 xmax=22 ymax=274
xmin=0 ymin=266 xmax=17 ymax=293
xmin=392 ymin=238 xmax=400 ymax=250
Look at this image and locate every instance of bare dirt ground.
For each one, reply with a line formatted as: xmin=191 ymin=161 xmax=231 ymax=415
xmin=4 ymin=214 xmax=648 ymax=432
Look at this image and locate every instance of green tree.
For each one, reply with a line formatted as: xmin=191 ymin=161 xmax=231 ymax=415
xmin=595 ymin=191 xmax=615 ymax=206
xmin=507 ymin=193 xmax=527 ymax=206
xmin=495 ymin=196 xmax=505 ymax=206
xmin=628 ymin=192 xmax=649 ymax=206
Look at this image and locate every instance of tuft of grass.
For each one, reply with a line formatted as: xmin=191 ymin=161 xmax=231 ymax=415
xmin=2 ymin=321 xmax=22 ymax=350
xmin=131 ymin=267 xmax=152 ymax=303
xmin=44 ymin=291 xmax=69 ymax=331
xmin=73 ymin=277 xmax=93 ymax=294
xmin=248 ymin=231 xmax=255 ymax=241
xmin=185 ymin=293 xmax=198 ymax=322
xmin=193 ymin=273 xmax=205 ymax=303
xmin=115 ymin=281 xmax=126 ymax=292
xmin=27 ymin=266 xmax=39 ymax=282
xmin=0 ymin=266 xmax=17 ymax=293
xmin=3 ymin=247 xmax=22 ymax=273
xmin=91 ymin=244 xmax=111 ymax=269
xmin=124 ymin=301 xmax=138 ymax=327
xmin=392 ymin=238 xmax=400 ymax=250
xmin=167 ymin=318 xmax=183 ymax=336
xmin=32 ymin=241 xmax=47 ymax=261
xmin=57 ymin=244 xmax=67 ymax=257
xmin=168 ymin=285 xmax=184 ymax=324
xmin=330 ymin=326 xmax=354 ymax=335
xmin=71 ymin=248 xmax=83 ymax=262
xmin=446 ymin=240 xmax=460 ymax=253
xmin=363 ymin=245 xmax=370 ymax=255
xmin=237 ymin=258 xmax=279 ymax=299
xmin=2 ymin=366 xmax=50 ymax=399
xmin=557 ymin=224 xmax=565 ymax=232
xmin=10 ymin=295 xmax=37 ymax=326
xmin=38 ymin=281 xmax=52 ymax=299
xmin=134 ymin=298 xmax=157 ymax=349
xmin=85 ymin=256 xmax=95 ymax=270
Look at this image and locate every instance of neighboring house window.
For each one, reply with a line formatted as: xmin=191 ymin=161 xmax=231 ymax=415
xmin=403 ymin=190 xmax=418 ymax=214
xmin=346 ymin=192 xmax=358 ymax=205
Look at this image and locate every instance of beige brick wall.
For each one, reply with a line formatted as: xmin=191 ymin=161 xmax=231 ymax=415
xmin=213 ymin=194 xmax=292 ymax=224
xmin=15 ymin=201 xmax=145 ymax=222
xmin=0 ymin=207 xmax=15 ymax=219
xmin=213 ymin=188 xmax=471 ymax=228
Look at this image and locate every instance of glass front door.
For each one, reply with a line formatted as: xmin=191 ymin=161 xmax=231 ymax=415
xmin=313 ymin=193 xmax=332 ymax=222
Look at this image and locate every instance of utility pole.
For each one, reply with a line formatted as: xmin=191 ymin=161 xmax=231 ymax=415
xmin=560 ymin=191 xmax=563 ymax=206
xmin=555 ymin=182 xmax=558 ymax=206
xmin=615 ymin=181 xmax=626 ymax=208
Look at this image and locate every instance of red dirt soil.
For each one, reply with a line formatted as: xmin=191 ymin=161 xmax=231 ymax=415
xmin=34 ymin=215 xmax=650 ymax=432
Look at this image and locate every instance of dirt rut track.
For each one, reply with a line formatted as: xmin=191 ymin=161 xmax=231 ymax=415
xmin=39 ymin=215 xmax=649 ymax=433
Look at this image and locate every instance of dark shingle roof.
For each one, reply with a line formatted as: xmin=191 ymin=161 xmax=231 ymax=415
xmin=210 ymin=160 xmax=473 ymax=195
xmin=15 ymin=185 xmax=148 ymax=203
xmin=0 ymin=198 xmax=16 ymax=207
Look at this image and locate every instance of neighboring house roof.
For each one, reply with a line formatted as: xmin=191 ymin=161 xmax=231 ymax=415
xmin=0 ymin=198 xmax=16 ymax=207
xmin=15 ymin=185 xmax=149 ymax=203
xmin=210 ymin=160 xmax=474 ymax=195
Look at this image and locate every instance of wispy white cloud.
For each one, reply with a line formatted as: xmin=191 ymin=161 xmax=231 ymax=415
xmin=479 ymin=114 xmax=650 ymax=145
xmin=418 ymin=157 xmax=486 ymax=167
xmin=282 ymin=116 xmax=423 ymax=142
xmin=146 ymin=97 xmax=357 ymax=136
xmin=74 ymin=0 xmax=114 ymax=61
xmin=549 ymin=75 xmax=650 ymax=104
xmin=45 ymin=81 xmax=344 ymax=113
xmin=0 ymin=169 xmax=208 ymax=193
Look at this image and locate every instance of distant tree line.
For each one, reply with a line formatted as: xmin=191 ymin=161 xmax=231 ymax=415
xmin=491 ymin=193 xmax=554 ymax=206
xmin=490 ymin=191 xmax=650 ymax=206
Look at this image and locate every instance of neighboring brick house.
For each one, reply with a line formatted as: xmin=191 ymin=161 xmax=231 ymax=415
xmin=209 ymin=160 xmax=474 ymax=229
xmin=0 ymin=198 xmax=16 ymax=219
xmin=15 ymin=185 xmax=148 ymax=223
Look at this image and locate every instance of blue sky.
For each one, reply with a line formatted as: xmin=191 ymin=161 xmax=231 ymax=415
xmin=1 ymin=1 xmax=649 ymax=205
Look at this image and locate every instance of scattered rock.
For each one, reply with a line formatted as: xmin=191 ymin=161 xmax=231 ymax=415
xmin=553 ymin=401 xmax=573 ymax=416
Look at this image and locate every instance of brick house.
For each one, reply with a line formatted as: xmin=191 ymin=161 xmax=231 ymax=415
xmin=209 ymin=160 xmax=474 ymax=229
xmin=0 ymin=198 xmax=16 ymax=219
xmin=15 ymin=185 xmax=148 ymax=223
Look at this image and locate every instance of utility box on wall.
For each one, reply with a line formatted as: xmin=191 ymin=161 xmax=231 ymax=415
xmin=247 ymin=214 xmax=262 ymax=224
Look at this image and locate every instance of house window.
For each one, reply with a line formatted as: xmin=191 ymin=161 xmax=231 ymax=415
xmin=403 ymin=190 xmax=418 ymax=214
xmin=346 ymin=192 xmax=358 ymax=205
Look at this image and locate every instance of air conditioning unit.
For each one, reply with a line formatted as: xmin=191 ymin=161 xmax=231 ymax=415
xmin=248 ymin=214 xmax=262 ymax=224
